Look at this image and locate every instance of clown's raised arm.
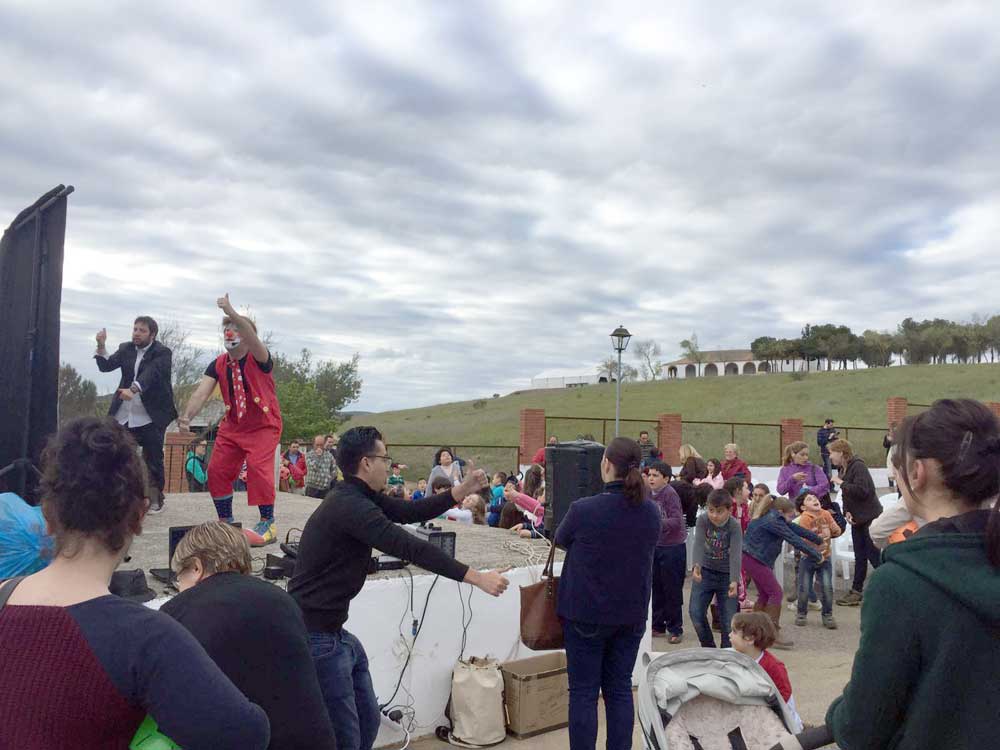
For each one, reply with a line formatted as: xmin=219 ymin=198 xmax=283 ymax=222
xmin=217 ymin=294 xmax=269 ymax=363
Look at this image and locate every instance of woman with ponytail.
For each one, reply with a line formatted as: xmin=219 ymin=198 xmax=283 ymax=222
xmin=826 ymin=399 xmax=1000 ymax=750
xmin=555 ymin=437 xmax=661 ymax=750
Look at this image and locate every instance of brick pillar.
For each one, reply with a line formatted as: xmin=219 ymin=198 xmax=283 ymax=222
xmin=165 ymin=431 xmax=194 ymax=493
xmin=657 ymin=413 xmax=682 ymax=467
xmin=519 ymin=409 xmax=546 ymax=466
xmin=886 ymin=397 xmax=908 ymax=428
xmin=987 ymin=402 xmax=1000 ymax=420
xmin=780 ymin=419 xmax=803 ymax=458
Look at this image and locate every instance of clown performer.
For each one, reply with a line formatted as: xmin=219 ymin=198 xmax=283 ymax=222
xmin=178 ymin=294 xmax=282 ymax=545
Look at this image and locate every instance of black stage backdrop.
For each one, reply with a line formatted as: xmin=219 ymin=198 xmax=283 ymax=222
xmin=0 ymin=185 xmax=72 ymax=499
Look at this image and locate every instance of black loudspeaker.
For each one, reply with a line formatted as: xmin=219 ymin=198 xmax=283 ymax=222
xmin=0 ymin=186 xmax=73 ymax=501
xmin=543 ymin=440 xmax=605 ymax=533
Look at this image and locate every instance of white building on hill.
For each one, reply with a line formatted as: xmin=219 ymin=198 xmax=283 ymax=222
xmin=664 ymin=349 xmax=836 ymax=378
xmin=530 ymin=349 xmax=903 ymax=389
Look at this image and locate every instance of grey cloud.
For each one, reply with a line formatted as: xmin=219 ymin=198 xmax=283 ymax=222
xmin=4 ymin=1 xmax=1000 ymax=410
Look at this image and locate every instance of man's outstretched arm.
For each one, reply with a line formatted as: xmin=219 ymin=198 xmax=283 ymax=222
xmin=177 ymin=375 xmax=217 ymax=431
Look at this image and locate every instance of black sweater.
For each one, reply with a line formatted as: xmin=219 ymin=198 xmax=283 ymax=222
xmin=838 ymin=457 xmax=883 ymax=525
xmin=161 ymin=573 xmax=335 ymax=750
xmin=288 ymin=476 xmax=469 ymax=632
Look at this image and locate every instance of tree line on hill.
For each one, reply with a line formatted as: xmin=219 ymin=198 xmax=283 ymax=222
xmin=751 ymin=316 xmax=1000 ymax=371
xmin=614 ymin=315 xmax=1000 ymax=381
xmin=57 ymin=323 xmax=362 ymax=440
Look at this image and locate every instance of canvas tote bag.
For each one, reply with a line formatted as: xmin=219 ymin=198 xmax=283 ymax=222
xmin=519 ymin=541 xmax=563 ymax=650
xmin=436 ymin=656 xmax=507 ymax=747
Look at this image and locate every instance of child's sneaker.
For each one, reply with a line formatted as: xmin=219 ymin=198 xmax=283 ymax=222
xmin=808 ymin=600 xmax=822 ymax=611
xmin=823 ymin=615 xmax=838 ymax=629
xmin=794 ymin=614 xmax=808 ymax=626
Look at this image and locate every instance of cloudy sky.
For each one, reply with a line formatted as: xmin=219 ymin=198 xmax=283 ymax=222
xmin=3 ymin=1 xmax=999 ymax=411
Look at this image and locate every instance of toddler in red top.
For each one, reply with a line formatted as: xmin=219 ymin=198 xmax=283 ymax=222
xmin=730 ymin=612 xmax=804 ymax=732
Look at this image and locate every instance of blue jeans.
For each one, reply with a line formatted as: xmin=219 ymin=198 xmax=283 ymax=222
xmin=821 ymin=452 xmax=832 ymax=479
xmin=309 ymin=629 xmax=380 ymax=750
xmin=562 ymin=619 xmax=645 ymax=750
xmin=689 ymin=567 xmax=737 ymax=648
xmin=797 ymin=556 xmax=833 ymax=616
xmin=651 ymin=544 xmax=686 ymax=636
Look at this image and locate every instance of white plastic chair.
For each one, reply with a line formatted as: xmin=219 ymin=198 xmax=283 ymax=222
xmin=832 ymin=532 xmax=854 ymax=583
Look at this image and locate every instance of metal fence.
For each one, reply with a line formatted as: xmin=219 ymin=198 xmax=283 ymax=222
xmin=542 ymin=416 xmax=890 ymax=467
xmin=164 ymin=439 xmax=520 ymax=493
xmin=682 ymin=421 xmax=783 ymax=466
xmin=803 ymin=424 xmax=887 ymax=467
xmin=165 ymin=440 xmax=214 ymax=493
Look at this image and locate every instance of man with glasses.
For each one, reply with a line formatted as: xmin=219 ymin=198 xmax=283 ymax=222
xmin=288 ymin=426 xmax=511 ymax=750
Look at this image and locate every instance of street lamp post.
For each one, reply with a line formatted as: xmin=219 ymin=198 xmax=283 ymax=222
xmin=610 ymin=325 xmax=632 ymax=437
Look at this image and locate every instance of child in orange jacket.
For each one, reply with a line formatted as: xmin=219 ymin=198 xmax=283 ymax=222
xmin=794 ymin=493 xmax=842 ymax=629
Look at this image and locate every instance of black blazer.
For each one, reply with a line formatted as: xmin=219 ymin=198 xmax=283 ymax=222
xmin=96 ymin=340 xmax=178 ymax=429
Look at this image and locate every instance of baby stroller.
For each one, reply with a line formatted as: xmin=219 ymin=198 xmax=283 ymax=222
xmin=638 ymin=649 xmax=831 ymax=750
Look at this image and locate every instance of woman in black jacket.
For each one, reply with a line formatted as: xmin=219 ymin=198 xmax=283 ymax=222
xmin=555 ymin=437 xmax=662 ymax=750
xmin=829 ymin=439 xmax=883 ymax=606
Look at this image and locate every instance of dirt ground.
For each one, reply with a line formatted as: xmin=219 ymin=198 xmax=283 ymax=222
xmin=133 ymin=492 xmax=859 ymax=748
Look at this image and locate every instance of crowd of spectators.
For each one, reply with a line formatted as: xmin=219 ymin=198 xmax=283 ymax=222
xmin=4 ymin=401 xmax=998 ymax=749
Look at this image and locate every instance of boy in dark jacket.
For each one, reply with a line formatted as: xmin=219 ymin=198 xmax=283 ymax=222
xmin=689 ymin=490 xmax=742 ymax=648
xmin=647 ymin=461 xmax=686 ymax=642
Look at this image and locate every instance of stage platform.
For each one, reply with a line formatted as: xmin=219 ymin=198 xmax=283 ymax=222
xmin=130 ymin=490 xmax=564 ymax=594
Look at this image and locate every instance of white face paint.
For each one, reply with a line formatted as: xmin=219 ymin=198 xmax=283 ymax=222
xmin=223 ymin=324 xmax=242 ymax=351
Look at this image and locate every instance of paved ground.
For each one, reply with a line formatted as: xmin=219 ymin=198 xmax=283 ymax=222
xmin=130 ymin=491 xmax=563 ymax=596
xmin=134 ymin=492 xmax=859 ymax=748
xmin=409 ymin=580 xmax=860 ymax=749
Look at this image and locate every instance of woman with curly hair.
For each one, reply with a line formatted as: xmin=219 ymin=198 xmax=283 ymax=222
xmin=0 ymin=417 xmax=269 ymax=749
xmin=427 ymin=446 xmax=463 ymax=488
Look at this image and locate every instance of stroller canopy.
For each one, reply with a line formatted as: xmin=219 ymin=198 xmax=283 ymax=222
xmin=638 ymin=649 xmax=797 ymax=750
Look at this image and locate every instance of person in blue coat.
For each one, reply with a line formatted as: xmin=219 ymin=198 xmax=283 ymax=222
xmin=555 ymin=437 xmax=661 ymax=750
xmin=742 ymin=497 xmax=823 ymax=649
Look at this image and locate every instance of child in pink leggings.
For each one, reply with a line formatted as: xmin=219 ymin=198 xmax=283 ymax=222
xmin=741 ymin=496 xmax=823 ymax=649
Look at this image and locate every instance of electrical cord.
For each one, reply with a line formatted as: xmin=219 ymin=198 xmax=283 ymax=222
xmin=250 ymin=555 xmax=268 ymax=576
xmin=456 ymin=581 xmax=474 ymax=660
xmin=501 ymin=535 xmax=553 ymax=569
xmin=380 ymin=574 xmax=440 ymax=711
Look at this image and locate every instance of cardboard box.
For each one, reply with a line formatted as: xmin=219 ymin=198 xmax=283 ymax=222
xmin=501 ymin=651 xmax=569 ymax=739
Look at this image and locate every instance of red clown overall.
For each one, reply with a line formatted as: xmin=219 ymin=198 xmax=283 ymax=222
xmin=206 ymin=351 xmax=282 ymax=509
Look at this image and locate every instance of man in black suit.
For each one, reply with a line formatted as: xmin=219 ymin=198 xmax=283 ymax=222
xmin=95 ymin=316 xmax=177 ymax=512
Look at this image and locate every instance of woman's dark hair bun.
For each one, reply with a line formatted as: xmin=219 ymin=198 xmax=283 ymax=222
xmin=40 ymin=417 xmax=147 ymax=554
xmin=893 ymin=399 xmax=1000 ymax=568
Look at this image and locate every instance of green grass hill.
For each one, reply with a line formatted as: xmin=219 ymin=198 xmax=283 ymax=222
xmin=343 ymin=364 xmax=1000 ymax=472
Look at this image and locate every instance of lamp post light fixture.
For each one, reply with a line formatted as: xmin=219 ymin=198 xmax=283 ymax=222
xmin=610 ymin=325 xmax=632 ymax=437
